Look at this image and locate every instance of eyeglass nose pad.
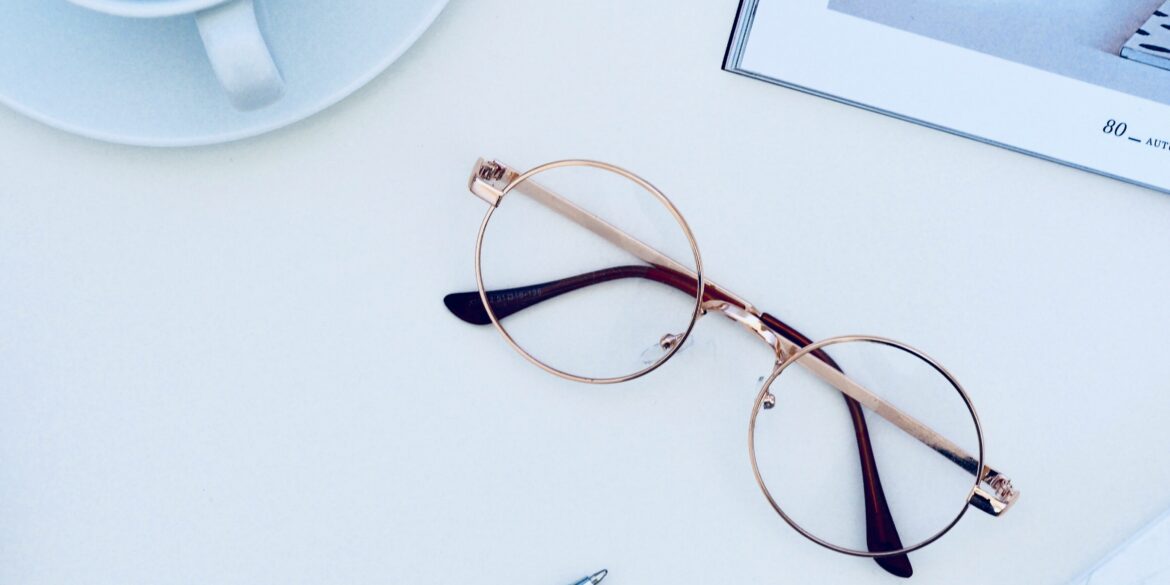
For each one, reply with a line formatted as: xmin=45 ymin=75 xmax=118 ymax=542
xmin=756 ymin=375 xmax=777 ymax=409
xmin=639 ymin=332 xmax=692 ymax=365
xmin=659 ymin=332 xmax=683 ymax=351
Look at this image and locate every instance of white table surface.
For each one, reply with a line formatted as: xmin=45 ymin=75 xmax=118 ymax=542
xmin=3 ymin=1 xmax=1170 ymax=583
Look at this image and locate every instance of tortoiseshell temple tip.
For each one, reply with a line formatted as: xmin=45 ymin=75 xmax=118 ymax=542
xmin=877 ymin=554 xmax=913 ymax=578
xmin=443 ymin=267 xmax=669 ymax=328
xmin=868 ymin=473 xmax=913 ymax=577
xmin=443 ymin=291 xmax=492 ymax=325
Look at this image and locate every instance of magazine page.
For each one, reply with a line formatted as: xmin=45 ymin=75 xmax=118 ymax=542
xmin=725 ymin=0 xmax=1170 ymax=193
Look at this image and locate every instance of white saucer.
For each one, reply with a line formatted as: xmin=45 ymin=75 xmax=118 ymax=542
xmin=0 ymin=0 xmax=448 ymax=146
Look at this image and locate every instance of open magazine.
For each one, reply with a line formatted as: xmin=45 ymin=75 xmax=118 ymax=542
xmin=724 ymin=0 xmax=1170 ymax=194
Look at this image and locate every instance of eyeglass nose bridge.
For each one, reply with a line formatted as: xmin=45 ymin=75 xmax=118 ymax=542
xmin=701 ymin=300 xmax=788 ymax=360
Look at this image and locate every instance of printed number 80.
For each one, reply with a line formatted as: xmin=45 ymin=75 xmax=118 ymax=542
xmin=1103 ymin=119 xmax=1128 ymax=136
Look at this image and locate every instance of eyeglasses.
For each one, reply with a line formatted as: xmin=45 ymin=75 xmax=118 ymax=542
xmin=444 ymin=158 xmax=1019 ymax=578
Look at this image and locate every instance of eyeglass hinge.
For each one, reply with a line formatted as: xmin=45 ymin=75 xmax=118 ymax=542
xmin=970 ymin=468 xmax=1019 ymax=516
xmin=469 ymin=158 xmax=516 ymax=207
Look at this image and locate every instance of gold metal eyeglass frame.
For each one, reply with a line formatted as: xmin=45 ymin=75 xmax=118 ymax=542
xmin=453 ymin=157 xmax=1019 ymax=572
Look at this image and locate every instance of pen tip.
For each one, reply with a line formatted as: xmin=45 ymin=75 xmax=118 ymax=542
xmin=590 ymin=569 xmax=608 ymax=584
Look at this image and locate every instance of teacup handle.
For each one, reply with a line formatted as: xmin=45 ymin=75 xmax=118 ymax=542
xmin=195 ymin=0 xmax=284 ymax=111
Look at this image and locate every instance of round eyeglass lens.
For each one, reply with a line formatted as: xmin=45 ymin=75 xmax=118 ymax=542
xmin=750 ymin=338 xmax=982 ymax=555
xmin=476 ymin=162 xmax=702 ymax=382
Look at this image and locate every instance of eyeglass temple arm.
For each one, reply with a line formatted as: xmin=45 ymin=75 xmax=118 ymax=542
xmin=445 ymin=264 xmax=729 ymax=325
xmin=444 ymin=268 xmax=911 ymax=576
xmin=442 ymin=268 xmax=911 ymax=573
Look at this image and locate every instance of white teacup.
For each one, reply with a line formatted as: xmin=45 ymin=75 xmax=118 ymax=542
xmin=69 ymin=0 xmax=285 ymax=111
